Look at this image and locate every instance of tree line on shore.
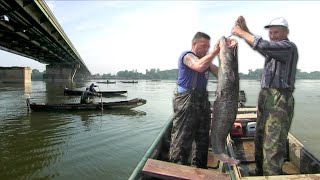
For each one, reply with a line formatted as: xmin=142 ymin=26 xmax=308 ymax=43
xmin=31 ymin=68 xmax=320 ymax=80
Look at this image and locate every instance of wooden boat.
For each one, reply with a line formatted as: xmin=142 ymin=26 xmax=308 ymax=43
xmin=29 ymin=98 xmax=146 ymax=112
xmin=64 ymin=88 xmax=127 ymax=97
xmin=120 ymin=80 xmax=138 ymax=83
xmin=209 ymin=80 xmax=218 ymax=83
xmin=96 ymin=81 xmax=116 ymax=84
xmin=129 ymin=100 xmax=320 ymax=179
xmin=209 ymin=90 xmax=248 ymax=108
xmin=228 ymin=113 xmax=320 ymax=179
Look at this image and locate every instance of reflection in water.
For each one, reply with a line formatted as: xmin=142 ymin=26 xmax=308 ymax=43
xmin=27 ymin=109 xmax=147 ymax=132
xmin=0 ymin=113 xmax=68 ymax=179
xmin=45 ymin=81 xmax=74 ymax=104
xmin=0 ymin=82 xmax=31 ymax=95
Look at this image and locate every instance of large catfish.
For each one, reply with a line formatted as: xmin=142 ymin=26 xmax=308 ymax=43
xmin=211 ymin=36 xmax=240 ymax=165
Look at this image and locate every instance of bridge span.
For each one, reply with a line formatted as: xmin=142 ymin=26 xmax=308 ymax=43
xmin=0 ymin=0 xmax=91 ymax=82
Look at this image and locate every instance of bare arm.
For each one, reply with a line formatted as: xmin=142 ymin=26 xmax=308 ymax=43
xmin=183 ymin=45 xmax=219 ymax=73
xmin=209 ymin=64 xmax=219 ymax=77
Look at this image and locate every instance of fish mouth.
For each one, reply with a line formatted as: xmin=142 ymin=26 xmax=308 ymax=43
xmin=226 ymin=38 xmax=237 ymax=48
xmin=220 ymin=36 xmax=237 ymax=49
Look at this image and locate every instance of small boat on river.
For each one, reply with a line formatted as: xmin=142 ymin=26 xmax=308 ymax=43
xmin=64 ymin=88 xmax=127 ymax=97
xmin=96 ymin=80 xmax=116 ymax=84
xmin=120 ymin=80 xmax=138 ymax=83
xmin=129 ymin=92 xmax=320 ymax=180
xmin=28 ymin=98 xmax=146 ymax=112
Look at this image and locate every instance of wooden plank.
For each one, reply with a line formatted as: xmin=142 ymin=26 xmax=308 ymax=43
xmin=288 ymin=134 xmax=320 ymax=174
xmin=142 ymin=159 xmax=230 ymax=180
xmin=237 ymin=107 xmax=257 ymax=114
xmin=233 ymin=138 xmax=255 ymax=163
xmin=208 ymin=150 xmax=220 ymax=169
xmin=282 ymin=161 xmax=300 ymax=175
xmin=236 ymin=113 xmax=257 ymax=120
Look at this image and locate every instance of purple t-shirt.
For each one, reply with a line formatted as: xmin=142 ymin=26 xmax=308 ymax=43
xmin=177 ymin=51 xmax=209 ymax=92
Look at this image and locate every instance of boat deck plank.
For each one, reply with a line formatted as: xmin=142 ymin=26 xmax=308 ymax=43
xmin=233 ymin=138 xmax=255 ymax=163
xmin=235 ymin=113 xmax=257 ymax=123
xmin=207 ymin=150 xmax=220 ymax=169
xmin=237 ymin=107 xmax=257 ymax=114
xmin=232 ymin=137 xmax=302 ymax=177
xmin=142 ymin=159 xmax=230 ymax=180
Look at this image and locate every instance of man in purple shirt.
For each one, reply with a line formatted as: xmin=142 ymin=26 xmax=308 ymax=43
xmin=169 ymin=32 xmax=220 ymax=168
xmin=232 ymin=16 xmax=298 ymax=175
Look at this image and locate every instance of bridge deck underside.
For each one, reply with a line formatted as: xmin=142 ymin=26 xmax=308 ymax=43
xmin=0 ymin=0 xmax=90 ymax=75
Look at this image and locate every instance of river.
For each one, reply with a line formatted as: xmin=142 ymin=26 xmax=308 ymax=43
xmin=0 ymin=80 xmax=319 ymax=179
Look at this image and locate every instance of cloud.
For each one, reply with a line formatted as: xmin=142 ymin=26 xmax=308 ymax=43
xmin=1 ymin=1 xmax=319 ymax=74
xmin=76 ymin=2 xmax=201 ymax=74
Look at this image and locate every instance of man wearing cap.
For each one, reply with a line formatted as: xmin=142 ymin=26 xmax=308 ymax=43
xmin=231 ymin=16 xmax=298 ymax=175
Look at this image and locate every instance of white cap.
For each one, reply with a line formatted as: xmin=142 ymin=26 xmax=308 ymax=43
xmin=264 ymin=17 xmax=288 ymax=28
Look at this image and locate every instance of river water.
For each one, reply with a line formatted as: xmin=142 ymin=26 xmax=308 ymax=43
xmin=0 ymin=80 xmax=319 ymax=179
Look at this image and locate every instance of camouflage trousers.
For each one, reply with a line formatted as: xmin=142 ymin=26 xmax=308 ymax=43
xmin=255 ymin=88 xmax=294 ymax=175
xmin=169 ymin=90 xmax=211 ymax=168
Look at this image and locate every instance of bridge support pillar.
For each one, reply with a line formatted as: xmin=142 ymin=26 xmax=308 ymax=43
xmin=43 ymin=64 xmax=80 ymax=82
xmin=0 ymin=66 xmax=31 ymax=84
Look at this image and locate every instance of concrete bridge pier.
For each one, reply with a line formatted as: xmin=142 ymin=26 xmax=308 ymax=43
xmin=43 ymin=64 xmax=82 ymax=82
xmin=0 ymin=66 xmax=31 ymax=84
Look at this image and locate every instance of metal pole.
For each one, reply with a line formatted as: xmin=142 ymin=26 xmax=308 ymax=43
xmin=101 ymin=94 xmax=103 ymax=111
xmin=97 ymin=86 xmax=103 ymax=111
xmin=26 ymin=94 xmax=31 ymax=113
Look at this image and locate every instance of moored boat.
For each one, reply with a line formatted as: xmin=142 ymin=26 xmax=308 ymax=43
xmin=96 ymin=81 xmax=116 ymax=84
xmin=64 ymin=88 xmax=127 ymax=97
xmin=29 ymin=98 xmax=146 ymax=112
xmin=120 ymin=80 xmax=138 ymax=83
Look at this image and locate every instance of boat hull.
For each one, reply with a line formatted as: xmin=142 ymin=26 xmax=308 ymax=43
xmin=29 ymin=98 xmax=146 ymax=112
xmin=130 ymin=106 xmax=320 ymax=180
xmin=96 ymin=81 xmax=116 ymax=84
xmin=64 ymin=89 xmax=127 ymax=97
xmin=120 ymin=81 xmax=138 ymax=83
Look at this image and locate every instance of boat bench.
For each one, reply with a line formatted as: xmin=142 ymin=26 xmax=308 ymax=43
xmin=142 ymin=158 xmax=230 ymax=180
xmin=237 ymin=107 xmax=257 ymax=114
xmin=235 ymin=113 xmax=257 ymax=123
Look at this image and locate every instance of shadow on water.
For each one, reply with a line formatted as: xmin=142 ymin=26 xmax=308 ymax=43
xmin=0 ymin=82 xmax=31 ymax=95
xmin=28 ymin=109 xmax=147 ymax=117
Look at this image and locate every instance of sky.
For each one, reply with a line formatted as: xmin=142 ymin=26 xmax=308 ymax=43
xmin=1 ymin=1 xmax=319 ymax=75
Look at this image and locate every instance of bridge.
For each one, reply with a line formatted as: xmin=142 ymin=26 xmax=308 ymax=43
xmin=0 ymin=0 xmax=91 ymax=82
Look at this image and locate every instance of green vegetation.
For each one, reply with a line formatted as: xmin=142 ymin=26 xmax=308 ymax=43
xmin=31 ymin=69 xmax=45 ymax=80
xmin=90 ymin=68 xmax=178 ymax=80
xmin=31 ymin=68 xmax=320 ymax=80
